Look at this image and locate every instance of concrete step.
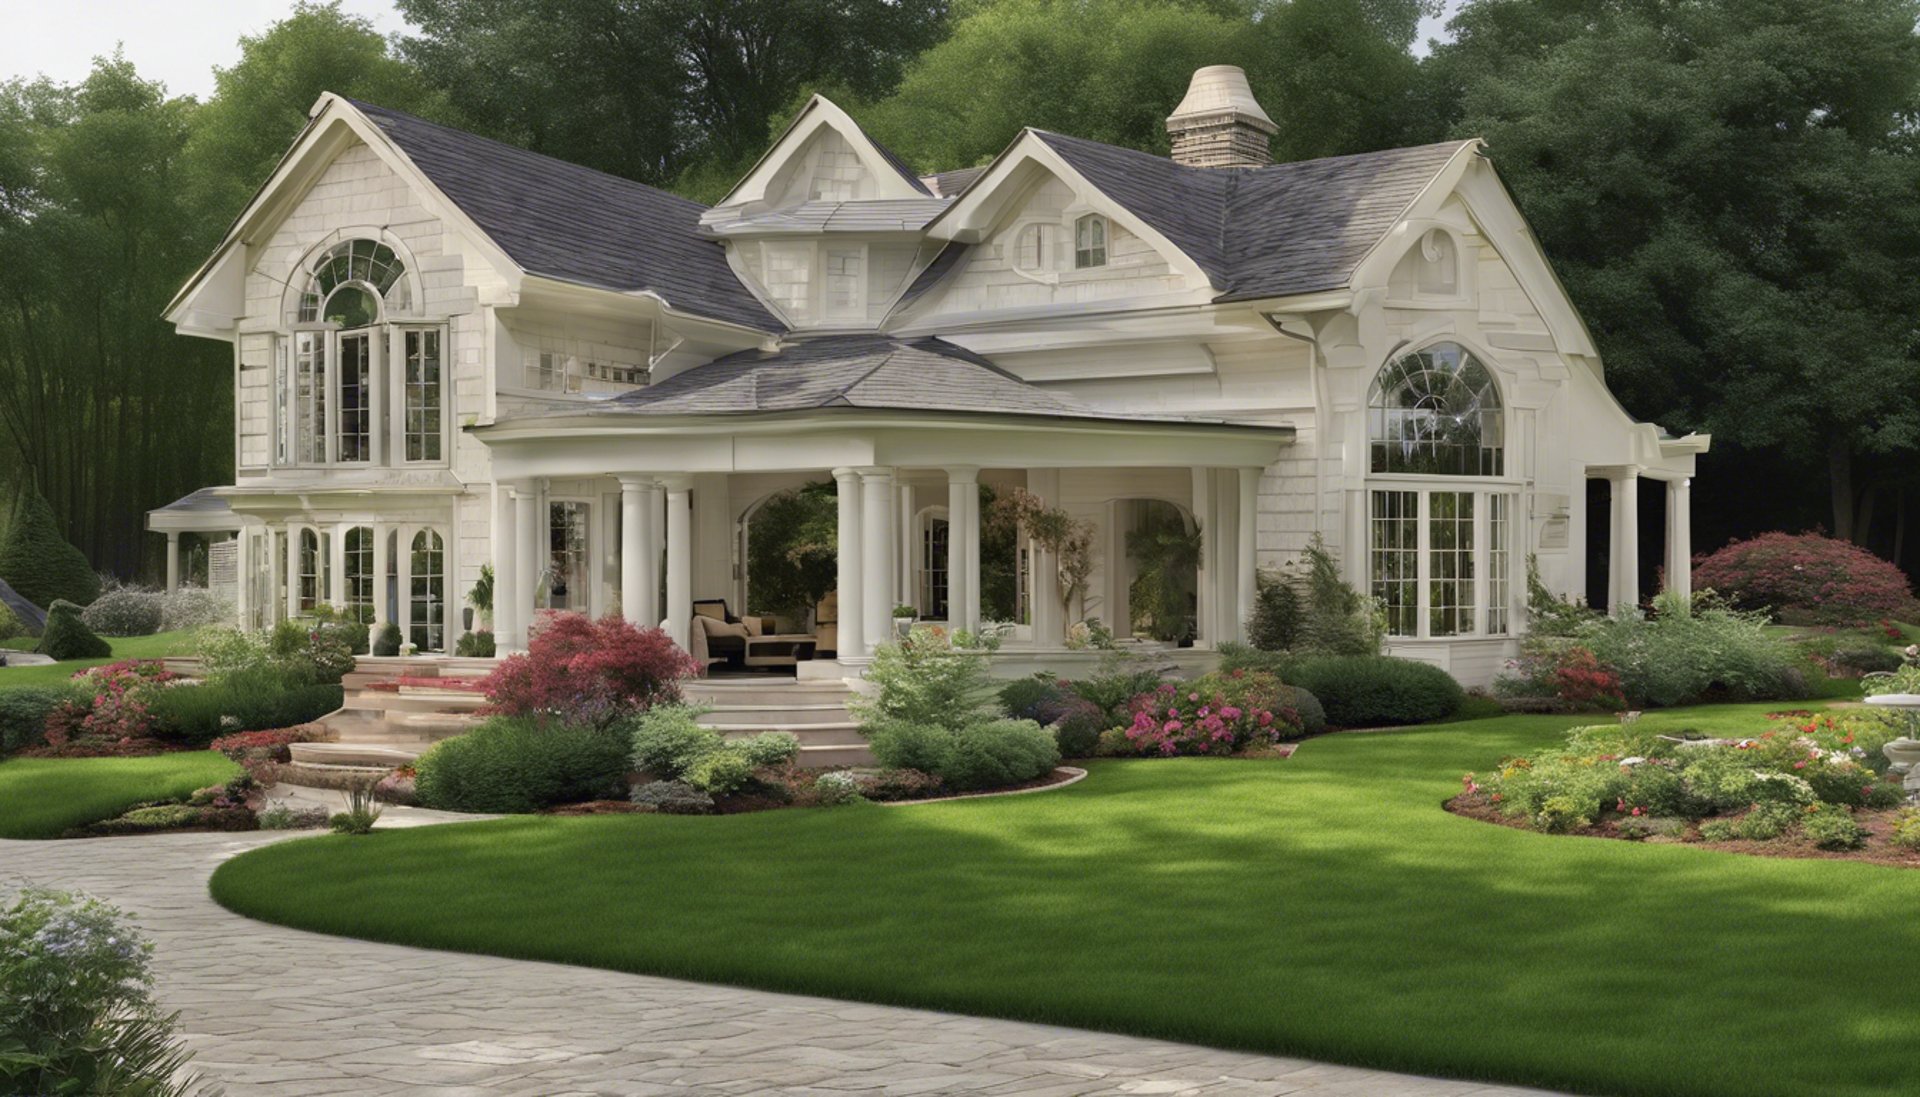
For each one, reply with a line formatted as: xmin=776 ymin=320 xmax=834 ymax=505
xmin=798 ymin=743 xmax=875 ymax=768
xmin=282 ymin=760 xmax=396 ymax=789
xmin=341 ymin=692 xmax=489 ymax=715
xmin=717 ymin=723 xmax=868 ymax=746
xmin=290 ymin=741 xmax=423 ymax=768
xmin=685 ymin=685 xmax=852 ymax=708
xmin=390 ymin=711 xmax=483 ymax=739
xmin=695 ymin=703 xmax=850 ymax=727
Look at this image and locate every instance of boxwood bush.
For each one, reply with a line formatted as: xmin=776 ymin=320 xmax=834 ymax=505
xmin=1221 ymin=644 xmax=1462 ymax=727
xmin=34 ymin=600 xmax=110 ymax=661
xmin=868 ymin=717 xmax=1059 ymax=791
xmin=0 ymin=684 xmax=83 ymax=754
xmin=144 ymin=668 xmax=344 ymax=744
xmin=416 ymin=716 xmax=631 ymax=813
xmin=80 ymin=589 xmax=164 ymax=637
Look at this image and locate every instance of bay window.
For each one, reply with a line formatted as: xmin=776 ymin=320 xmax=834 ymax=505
xmin=1367 ymin=343 xmax=1514 ymax=639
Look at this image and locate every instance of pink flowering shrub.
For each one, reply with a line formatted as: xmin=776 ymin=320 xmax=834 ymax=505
xmin=1122 ymin=670 xmax=1302 ymax=756
xmin=480 ymin=613 xmax=699 ymax=727
xmin=1692 ymin=531 xmax=1912 ymax=625
xmin=43 ymin=660 xmax=181 ymax=750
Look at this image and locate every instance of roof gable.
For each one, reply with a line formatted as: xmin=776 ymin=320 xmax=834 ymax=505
xmin=716 ymin=95 xmax=931 ymax=211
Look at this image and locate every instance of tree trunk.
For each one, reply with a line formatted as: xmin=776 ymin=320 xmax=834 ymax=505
xmin=1856 ymin=484 xmax=1879 ymax=552
xmin=1829 ymin=438 xmax=1856 ymax=542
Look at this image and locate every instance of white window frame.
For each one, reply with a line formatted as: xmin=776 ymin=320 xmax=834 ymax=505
xmin=1074 ymin=213 xmax=1108 ymax=269
xmin=1368 ymin=483 xmax=1518 ymax=640
xmin=393 ymin=325 xmax=449 ymax=465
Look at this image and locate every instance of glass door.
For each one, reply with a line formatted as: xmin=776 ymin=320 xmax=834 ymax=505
xmin=545 ymin=502 xmax=591 ymax=613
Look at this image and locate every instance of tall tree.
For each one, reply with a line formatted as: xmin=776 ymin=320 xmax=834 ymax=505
xmin=1427 ymin=0 xmax=1920 ymax=548
xmin=394 ymin=0 xmax=952 ymax=194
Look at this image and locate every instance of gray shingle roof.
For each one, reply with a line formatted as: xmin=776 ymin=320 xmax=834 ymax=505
xmin=351 ymin=101 xmax=781 ymax=332
xmin=154 ymin=487 xmax=233 ymax=516
xmin=921 ymin=166 xmax=988 ymax=198
xmin=594 ymin=335 xmax=1127 ymax=421
xmin=699 ymin=198 xmax=951 ymax=235
xmin=1030 ymin=131 xmax=1472 ymax=301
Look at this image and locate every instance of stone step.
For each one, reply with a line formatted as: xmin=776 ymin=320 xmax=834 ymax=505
xmin=341 ymin=692 xmax=489 ymax=715
xmin=684 ymin=684 xmax=852 ymax=708
xmin=389 ymin=711 xmax=483 ymax=739
xmin=719 ymin=724 xmax=868 ymax=747
xmin=695 ymin=703 xmax=851 ymax=727
xmin=282 ymin=761 xmax=396 ymax=789
xmin=798 ymin=743 xmax=875 ymax=768
xmin=290 ymin=741 xmax=422 ymax=768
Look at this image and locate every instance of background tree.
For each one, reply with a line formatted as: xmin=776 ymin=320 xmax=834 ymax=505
xmin=744 ymin=482 xmax=839 ymax=625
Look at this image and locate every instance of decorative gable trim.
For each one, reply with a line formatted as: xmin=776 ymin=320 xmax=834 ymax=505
xmin=715 ymin=95 xmax=931 ymax=210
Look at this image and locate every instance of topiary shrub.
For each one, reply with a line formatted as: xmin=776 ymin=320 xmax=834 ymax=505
xmin=371 ymin=622 xmax=402 ymax=657
xmin=454 ymin=630 xmax=496 ymax=657
xmin=0 ymin=684 xmax=83 ymax=754
xmin=1279 ymin=654 xmax=1463 ymax=727
xmin=79 ymin=588 xmax=164 ymax=636
xmin=1285 ymin=685 xmax=1327 ymax=735
xmin=1049 ymin=698 xmax=1106 ymax=758
xmin=1247 ymin=571 xmax=1302 ymax=651
xmin=34 ymin=600 xmax=109 ymax=661
xmin=1692 ymin=531 xmax=1912 ymax=626
xmin=415 ymin=716 xmax=630 ymax=813
xmin=939 ymin=719 xmax=1060 ymax=791
xmin=0 ymin=601 xmax=28 ymax=643
xmin=0 ymin=487 xmax=99 ymax=609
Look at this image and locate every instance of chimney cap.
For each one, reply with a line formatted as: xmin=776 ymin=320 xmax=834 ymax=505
xmin=1168 ymin=65 xmax=1276 ymax=132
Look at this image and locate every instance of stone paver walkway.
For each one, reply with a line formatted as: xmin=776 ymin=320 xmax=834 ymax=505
xmin=1 ymin=831 xmax=1573 ymax=1097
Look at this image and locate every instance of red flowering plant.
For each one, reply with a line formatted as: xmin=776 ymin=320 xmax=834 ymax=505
xmin=210 ymin=725 xmax=332 ymax=764
xmin=43 ymin=660 xmax=182 ymax=752
xmin=1504 ymin=641 xmax=1626 ymax=710
xmin=480 ymin=612 xmax=699 ymax=728
xmin=1122 ymin=670 xmax=1302 ymax=756
xmin=1691 ymin=531 xmax=1912 ymax=625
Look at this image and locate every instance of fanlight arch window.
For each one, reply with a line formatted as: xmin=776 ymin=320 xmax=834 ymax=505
xmin=1368 ymin=342 xmax=1504 ymax=477
xmin=410 ymin=529 xmax=445 ymax=652
xmin=297 ymin=238 xmax=411 ymax=325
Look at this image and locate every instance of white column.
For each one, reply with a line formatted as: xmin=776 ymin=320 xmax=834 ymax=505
xmin=1567 ymin=470 xmax=1589 ymax=609
xmin=947 ymin=468 xmax=978 ymax=629
xmin=833 ymin=468 xmax=865 ymax=658
xmin=1610 ymin=471 xmax=1640 ymax=615
xmin=371 ymin=523 xmax=391 ymax=631
xmin=492 ymin=484 xmax=516 ymax=647
xmin=898 ymin=482 xmax=915 ymax=613
xmin=235 ymin=530 xmax=253 ymax=629
xmin=619 ymin=477 xmax=649 ymax=624
xmin=514 ymin=487 xmax=540 ymax=649
xmin=664 ymin=481 xmax=692 ymax=652
xmin=1237 ymin=467 xmax=1260 ymax=643
xmin=165 ymin=532 xmax=181 ymax=592
xmin=329 ymin=523 xmax=347 ymax=608
xmin=1666 ymin=477 xmax=1692 ymax=602
xmin=861 ymin=468 xmax=895 ymax=651
xmin=285 ymin=526 xmax=302 ymax=619
xmin=397 ymin=527 xmax=413 ymax=645
xmin=1191 ymin=469 xmax=1213 ymax=645
xmin=643 ymin=484 xmax=664 ymax=627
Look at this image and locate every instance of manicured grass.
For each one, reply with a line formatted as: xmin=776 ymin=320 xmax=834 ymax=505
xmin=0 ymin=752 xmax=240 ymax=839
xmin=210 ymin=703 xmax=1920 ymax=1097
xmin=0 ymin=630 xmax=200 ymax=690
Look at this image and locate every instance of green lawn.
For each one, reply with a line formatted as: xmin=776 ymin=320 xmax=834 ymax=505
xmin=0 ymin=752 xmax=239 ymax=839
xmin=209 ymin=703 xmax=1920 ymax=1097
xmin=0 ymin=630 xmax=200 ymax=690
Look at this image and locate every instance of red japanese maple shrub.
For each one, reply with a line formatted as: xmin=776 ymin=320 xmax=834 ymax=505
xmin=1691 ymin=531 xmax=1912 ymax=625
xmin=480 ymin=613 xmax=698 ymax=727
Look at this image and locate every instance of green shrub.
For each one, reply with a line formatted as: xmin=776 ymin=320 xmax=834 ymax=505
xmin=732 ymin=731 xmax=800 ymax=767
xmin=34 ymin=600 xmax=109 ymax=661
xmin=997 ymin=676 xmax=1062 ymax=721
xmin=455 ymin=630 xmax=496 ymax=657
xmin=1285 ymin=685 xmax=1327 ymax=735
xmin=685 ymin=749 xmax=756 ymax=794
xmin=1799 ymin=802 xmax=1864 ymax=849
xmin=79 ymin=588 xmax=163 ymax=636
xmin=1295 ymin=534 xmax=1382 ymax=656
xmin=1247 ymin=571 xmax=1302 ymax=651
xmin=1831 ymin=642 xmax=1904 ymax=676
xmin=867 ymin=720 xmax=956 ymax=774
xmin=0 ymin=601 xmax=25 ymax=642
xmin=1573 ymin=593 xmax=1805 ymax=707
xmin=145 ymin=668 xmax=343 ymax=745
xmin=157 ymin=587 xmax=230 ymax=631
xmin=940 ymin=718 xmax=1059 ymax=791
xmin=1068 ymin=658 xmax=1164 ymax=723
xmin=0 ymin=487 xmax=99 ymax=609
xmin=628 ymin=704 xmax=722 ymax=779
xmin=1279 ymin=654 xmax=1463 ymax=727
xmin=1051 ymin=701 xmax=1106 ymax=758
xmin=371 ymin=622 xmax=402 ymax=657
xmin=0 ymin=684 xmax=82 ymax=754
xmin=851 ymin=625 xmax=996 ymax=733
xmin=631 ymin=779 xmax=714 ymax=814
xmin=1735 ymin=801 xmax=1804 ymax=841
xmin=415 ymin=716 xmax=629 ymax=813
xmin=1892 ymin=807 xmax=1920 ymax=849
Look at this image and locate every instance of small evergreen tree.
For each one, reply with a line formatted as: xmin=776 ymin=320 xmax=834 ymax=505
xmin=1247 ymin=570 xmax=1303 ymax=651
xmin=0 ymin=487 xmax=100 ymax=610
xmin=1296 ymin=535 xmax=1382 ymax=656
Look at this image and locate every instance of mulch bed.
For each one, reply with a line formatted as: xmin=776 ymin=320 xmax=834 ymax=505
xmin=1446 ymin=793 xmax=1920 ymax=868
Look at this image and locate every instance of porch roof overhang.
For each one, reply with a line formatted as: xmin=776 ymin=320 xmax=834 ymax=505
xmin=470 ymin=406 xmax=1294 ymax=482
xmin=145 ymin=488 xmax=244 ymax=535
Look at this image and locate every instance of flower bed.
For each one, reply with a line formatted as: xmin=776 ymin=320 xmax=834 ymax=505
xmin=1451 ymin=710 xmax=1920 ymax=861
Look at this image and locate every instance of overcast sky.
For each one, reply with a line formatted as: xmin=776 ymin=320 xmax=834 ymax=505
xmin=2 ymin=0 xmax=1462 ymax=101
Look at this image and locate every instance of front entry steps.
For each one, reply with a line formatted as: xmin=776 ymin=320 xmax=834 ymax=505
xmin=684 ymin=678 xmax=872 ymax=768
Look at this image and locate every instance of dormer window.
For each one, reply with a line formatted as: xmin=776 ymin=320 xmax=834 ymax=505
xmin=1074 ymin=214 xmax=1108 ymax=268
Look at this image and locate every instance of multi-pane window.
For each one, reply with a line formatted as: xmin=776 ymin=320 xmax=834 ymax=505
xmin=294 ymin=333 xmax=328 ymax=464
xmin=1487 ymin=494 xmax=1512 ymax=635
xmin=343 ymin=526 xmax=374 ymax=621
xmin=410 ymin=529 xmax=445 ymax=652
xmin=298 ymin=529 xmax=328 ymax=611
xmin=921 ymin=517 xmax=950 ymax=621
xmin=1074 ymin=214 xmax=1107 ymax=268
xmin=1428 ymin=492 xmax=1475 ymax=637
xmin=404 ymin=329 xmax=442 ymax=462
xmin=544 ymin=502 xmax=590 ymax=611
xmin=337 ymin=332 xmax=372 ymax=462
xmin=824 ymin=248 xmax=863 ymax=316
xmin=1370 ymin=491 xmax=1419 ymax=637
xmin=296 ymin=238 xmax=411 ymax=323
xmin=1369 ymin=342 xmax=1504 ymax=476
xmin=1014 ymin=223 xmax=1055 ymax=272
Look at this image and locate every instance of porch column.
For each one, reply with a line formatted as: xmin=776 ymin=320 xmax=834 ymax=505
xmin=664 ymin=480 xmax=692 ymax=652
xmin=1609 ymin=470 xmax=1640 ymax=615
xmin=833 ymin=468 xmax=865 ymax=658
xmin=513 ymin=485 xmax=540 ymax=650
xmin=1666 ymin=477 xmax=1692 ymax=602
xmin=397 ymin=527 xmax=413 ymax=644
xmin=165 ymin=533 xmax=180 ymax=592
xmin=1191 ymin=469 xmax=1213 ymax=644
xmin=897 ymin=481 xmax=915 ymax=614
xmin=285 ymin=526 xmax=302 ymax=619
xmin=371 ymin=522 xmax=391 ymax=631
xmin=235 ymin=529 xmax=252 ymax=630
xmin=1237 ymin=467 xmax=1261 ymax=643
xmin=861 ymin=468 xmax=895 ymax=651
xmin=618 ymin=476 xmax=650 ymax=625
xmin=492 ymin=483 xmax=516 ymax=648
xmin=643 ymin=483 xmax=664 ymax=627
xmin=329 ymin=523 xmax=347 ymax=609
xmin=947 ymin=467 xmax=978 ymax=630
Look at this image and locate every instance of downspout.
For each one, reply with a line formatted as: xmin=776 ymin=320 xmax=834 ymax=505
xmin=1262 ymin=313 xmax=1328 ymax=541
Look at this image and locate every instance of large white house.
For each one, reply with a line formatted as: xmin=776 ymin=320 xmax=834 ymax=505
xmin=157 ymin=66 xmax=1706 ymax=685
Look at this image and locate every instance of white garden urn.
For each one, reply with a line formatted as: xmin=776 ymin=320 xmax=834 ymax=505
xmin=1863 ymin=695 xmax=1920 ymax=785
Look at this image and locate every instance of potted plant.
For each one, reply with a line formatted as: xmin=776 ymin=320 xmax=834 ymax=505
xmin=892 ymin=604 xmax=916 ymax=639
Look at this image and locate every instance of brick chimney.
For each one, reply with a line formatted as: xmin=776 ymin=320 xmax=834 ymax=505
xmin=1165 ymin=65 xmax=1277 ymax=169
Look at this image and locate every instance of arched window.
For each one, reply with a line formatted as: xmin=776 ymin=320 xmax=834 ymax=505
xmin=1013 ymin=223 xmax=1056 ymax=273
xmin=1074 ymin=214 xmax=1107 ymax=269
xmin=1368 ymin=342 xmax=1503 ymax=476
xmin=410 ymin=530 xmax=445 ymax=652
xmin=1365 ymin=343 xmax=1513 ymax=640
xmin=297 ymin=238 xmax=410 ymax=324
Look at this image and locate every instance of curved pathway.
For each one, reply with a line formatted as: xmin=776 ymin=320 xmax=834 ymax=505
xmin=2 ymin=830 xmax=1570 ymax=1097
